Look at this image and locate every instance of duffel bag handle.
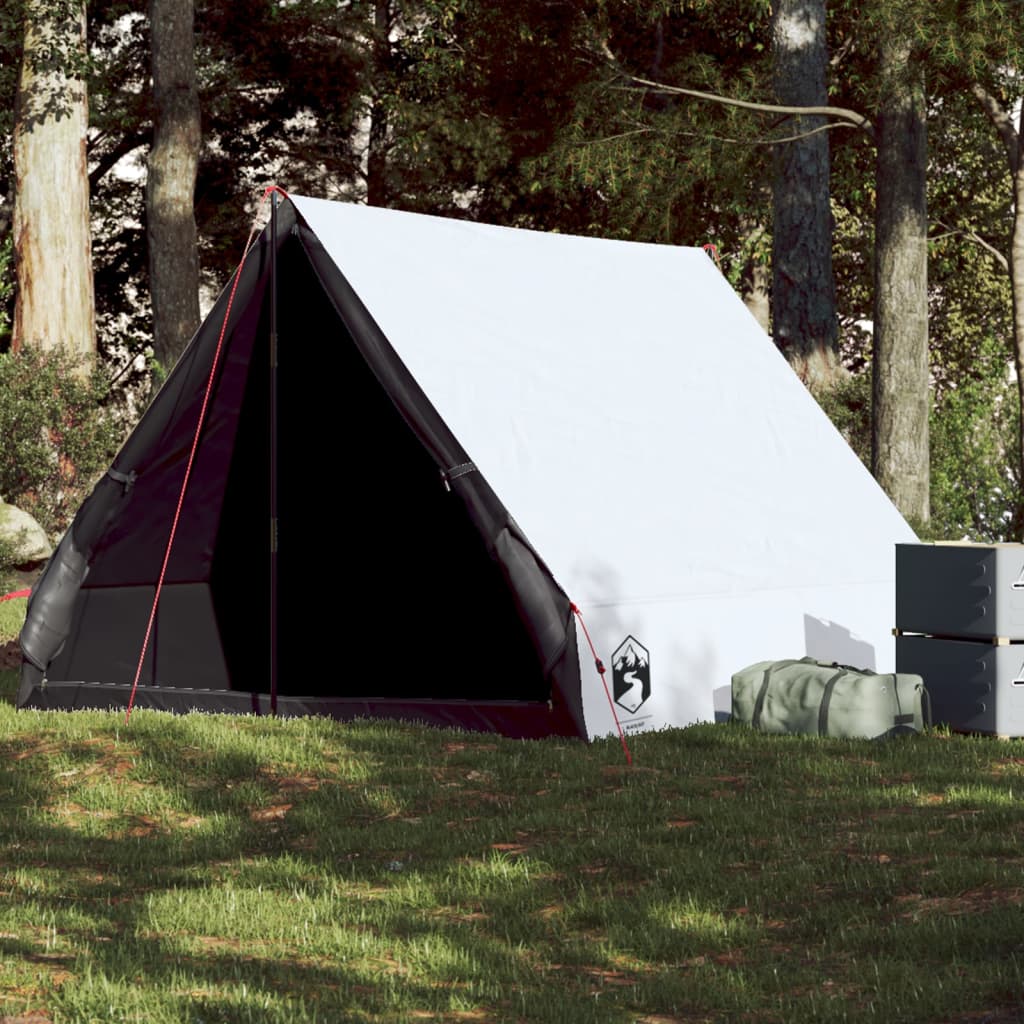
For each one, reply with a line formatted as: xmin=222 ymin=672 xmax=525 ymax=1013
xmin=817 ymin=668 xmax=849 ymax=736
xmin=752 ymin=659 xmax=804 ymax=731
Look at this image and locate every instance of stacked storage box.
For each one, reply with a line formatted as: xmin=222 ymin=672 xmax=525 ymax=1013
xmin=895 ymin=542 xmax=1024 ymax=737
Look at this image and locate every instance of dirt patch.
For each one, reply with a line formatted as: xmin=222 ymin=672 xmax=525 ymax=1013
xmin=895 ymin=887 xmax=1024 ymax=919
xmin=0 ymin=640 xmax=21 ymax=671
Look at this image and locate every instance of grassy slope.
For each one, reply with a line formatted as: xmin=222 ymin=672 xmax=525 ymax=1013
xmin=0 ymin=596 xmax=25 ymax=703
xmin=1 ymin=696 xmax=1024 ymax=1024
xmin=0 ymin=594 xmax=25 ymax=644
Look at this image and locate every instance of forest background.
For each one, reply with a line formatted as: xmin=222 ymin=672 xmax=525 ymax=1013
xmin=1 ymin=0 xmax=1023 ymax=550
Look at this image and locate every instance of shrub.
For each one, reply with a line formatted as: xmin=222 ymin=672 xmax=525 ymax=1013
xmin=812 ymin=371 xmax=871 ymax=471
xmin=0 ymin=348 xmax=125 ymax=540
xmin=814 ymin=346 xmax=1023 ymax=542
xmin=929 ymin=349 xmax=1021 ymax=542
xmin=0 ymin=532 xmax=21 ymax=596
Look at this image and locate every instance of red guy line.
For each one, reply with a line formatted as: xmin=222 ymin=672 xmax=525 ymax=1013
xmin=570 ymin=602 xmax=633 ymax=766
xmin=125 ymin=187 xmax=285 ymax=722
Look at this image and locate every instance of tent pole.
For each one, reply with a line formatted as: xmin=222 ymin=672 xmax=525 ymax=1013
xmin=269 ymin=191 xmax=279 ymax=715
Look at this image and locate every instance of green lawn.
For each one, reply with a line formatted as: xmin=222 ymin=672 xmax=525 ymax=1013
xmin=0 ymin=592 xmax=26 ymax=644
xmin=1 ymin=684 xmax=1023 ymax=1023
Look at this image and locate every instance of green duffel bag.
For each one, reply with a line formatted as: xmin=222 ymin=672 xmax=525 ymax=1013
xmin=731 ymin=657 xmax=928 ymax=739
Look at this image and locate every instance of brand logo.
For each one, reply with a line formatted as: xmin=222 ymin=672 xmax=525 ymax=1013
xmin=611 ymin=635 xmax=650 ymax=714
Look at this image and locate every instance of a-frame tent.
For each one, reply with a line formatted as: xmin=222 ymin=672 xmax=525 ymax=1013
xmin=18 ymin=194 xmax=916 ymax=739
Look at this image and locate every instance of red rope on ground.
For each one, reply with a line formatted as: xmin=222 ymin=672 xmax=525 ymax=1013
xmin=570 ymin=602 xmax=632 ymax=766
xmin=125 ymin=186 xmax=287 ymax=723
xmin=0 ymin=588 xmax=30 ymax=603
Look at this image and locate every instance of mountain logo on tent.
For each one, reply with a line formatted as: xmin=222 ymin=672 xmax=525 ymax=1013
xmin=611 ymin=635 xmax=651 ymax=714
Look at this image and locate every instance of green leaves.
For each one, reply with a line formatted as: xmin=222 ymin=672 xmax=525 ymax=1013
xmin=0 ymin=347 xmax=124 ymax=537
xmin=929 ymin=336 xmax=1022 ymax=541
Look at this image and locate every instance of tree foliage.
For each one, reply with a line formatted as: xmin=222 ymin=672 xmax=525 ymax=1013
xmin=1 ymin=0 xmax=1023 ymax=535
xmin=541 ymin=2 xmax=776 ymax=250
xmin=930 ymin=338 xmax=1022 ymax=542
xmin=0 ymin=347 xmax=124 ymax=536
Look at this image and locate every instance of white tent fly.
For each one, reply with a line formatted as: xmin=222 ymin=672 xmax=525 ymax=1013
xmin=289 ymin=196 xmax=916 ymax=737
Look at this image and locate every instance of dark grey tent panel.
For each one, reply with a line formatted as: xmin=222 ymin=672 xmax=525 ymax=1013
xmin=18 ymin=200 xmax=586 ymax=739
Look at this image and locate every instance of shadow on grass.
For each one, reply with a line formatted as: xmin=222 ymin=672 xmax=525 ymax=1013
xmin=3 ymin=711 xmax=1024 ymax=1022
xmin=0 ymin=667 xmax=20 ymax=705
xmin=0 ymin=713 xmax=629 ymax=1021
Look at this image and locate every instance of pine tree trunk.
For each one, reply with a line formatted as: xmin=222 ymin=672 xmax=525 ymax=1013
xmin=366 ymin=0 xmax=391 ymax=207
xmin=871 ymin=38 xmax=929 ymax=526
xmin=1010 ymin=105 xmax=1024 ymax=537
xmin=970 ymin=84 xmax=1024 ymax=537
xmin=770 ymin=0 xmax=840 ymax=387
xmin=146 ymin=0 xmax=201 ymax=377
xmin=12 ymin=1 xmax=95 ymax=362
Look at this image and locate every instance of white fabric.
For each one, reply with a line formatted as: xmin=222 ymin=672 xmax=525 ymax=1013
xmin=290 ymin=195 xmax=917 ymax=737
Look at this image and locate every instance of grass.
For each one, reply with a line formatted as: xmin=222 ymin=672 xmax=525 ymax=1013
xmin=0 ymin=674 xmax=1023 ymax=1024
xmin=0 ymin=593 xmax=26 ymax=643
xmin=2 ymin=600 xmax=1024 ymax=1022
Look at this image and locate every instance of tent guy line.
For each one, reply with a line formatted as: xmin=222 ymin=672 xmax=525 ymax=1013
xmin=124 ymin=187 xmax=289 ymax=723
xmin=572 ymin=601 xmax=632 ymax=764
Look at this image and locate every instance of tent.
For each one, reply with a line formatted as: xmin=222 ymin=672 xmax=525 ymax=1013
xmin=17 ymin=194 xmax=917 ymax=739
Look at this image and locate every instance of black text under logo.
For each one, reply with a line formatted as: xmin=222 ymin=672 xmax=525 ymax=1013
xmin=612 ymin=635 xmax=650 ymax=714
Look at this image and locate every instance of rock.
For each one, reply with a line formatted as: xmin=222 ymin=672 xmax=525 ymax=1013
xmin=0 ymin=502 xmax=53 ymax=566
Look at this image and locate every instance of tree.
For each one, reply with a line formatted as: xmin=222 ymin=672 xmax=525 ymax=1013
xmin=770 ymin=0 xmax=840 ymax=386
xmin=968 ymin=81 xmax=1024 ymax=535
xmin=591 ymin=3 xmax=933 ymax=523
xmin=358 ymin=0 xmax=595 ymax=222
xmin=146 ymin=0 xmax=201 ymax=375
xmin=0 ymin=1 xmax=23 ymax=323
xmin=3 ymin=0 xmax=1017 ymax=546
xmin=541 ymin=1 xmax=781 ymax=299
xmin=366 ymin=0 xmax=392 ymax=207
xmin=189 ymin=0 xmax=369 ymax=270
xmin=866 ymin=0 xmax=1024 ymax=535
xmin=870 ymin=32 xmax=929 ymax=526
xmin=552 ymin=1 xmax=863 ymax=358
xmin=12 ymin=0 xmax=95 ymax=361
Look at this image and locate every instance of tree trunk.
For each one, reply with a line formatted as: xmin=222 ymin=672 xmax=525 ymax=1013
xmin=1005 ymin=102 xmax=1024 ymax=537
xmin=871 ymin=38 xmax=929 ymax=526
xmin=366 ymin=0 xmax=391 ymax=207
xmin=146 ymin=0 xmax=201 ymax=377
xmin=12 ymin=0 xmax=95 ymax=362
xmin=770 ymin=0 xmax=840 ymax=387
xmin=739 ymin=217 xmax=771 ymax=333
xmin=1013 ymin=150 xmax=1024 ymax=536
xmin=970 ymin=84 xmax=1024 ymax=537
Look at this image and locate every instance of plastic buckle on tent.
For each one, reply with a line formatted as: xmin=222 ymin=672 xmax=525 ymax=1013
xmin=107 ymin=468 xmax=137 ymax=494
xmin=441 ymin=462 xmax=477 ymax=491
